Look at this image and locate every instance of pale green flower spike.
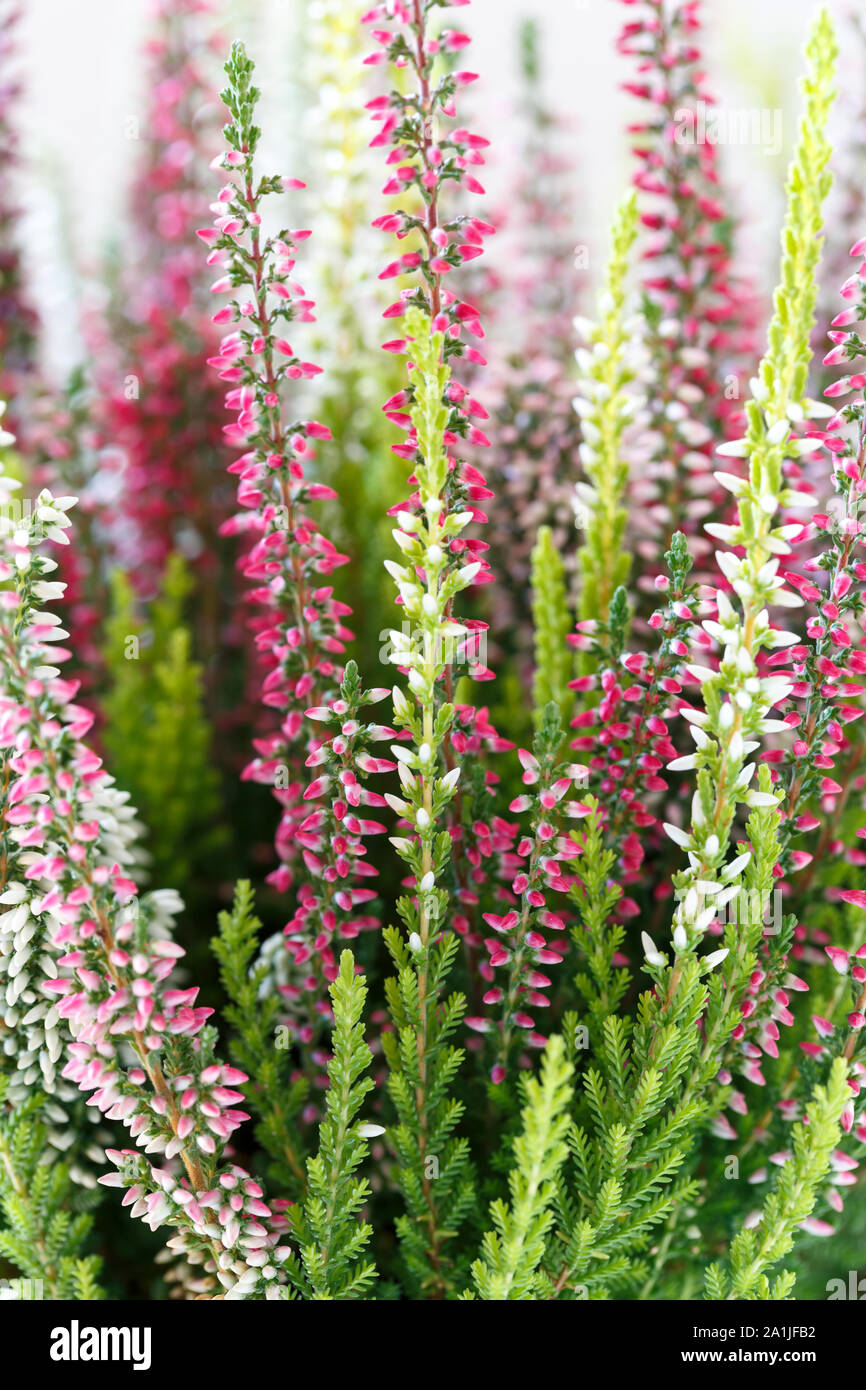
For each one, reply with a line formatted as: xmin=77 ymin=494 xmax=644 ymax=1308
xmin=573 ymin=190 xmax=641 ymax=669
xmin=380 ymin=303 xmax=475 ymax=1298
xmin=659 ymin=7 xmax=838 ymax=966
xmin=531 ymin=525 xmax=573 ymax=725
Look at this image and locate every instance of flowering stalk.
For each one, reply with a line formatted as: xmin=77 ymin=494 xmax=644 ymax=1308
xmin=617 ymin=0 xmax=758 ymax=568
xmin=583 ymin=7 xmax=841 ymax=1277
xmin=569 ymin=531 xmax=697 ymax=883
xmin=365 ymin=0 xmax=501 ymax=1292
xmin=202 ymin=42 xmax=354 ymax=893
xmin=573 ymin=190 xmax=641 ymax=667
xmin=772 ymin=239 xmax=866 ymax=881
xmin=203 ymin=48 xmax=398 ymax=1128
xmin=539 ymin=11 xmax=840 ymax=1301
xmin=0 ymin=477 xmax=294 ymax=1298
xmin=652 ymin=7 xmax=837 ymax=976
xmin=379 ymin=307 xmax=475 ymax=1294
xmin=471 ymin=705 xmax=585 ymax=1081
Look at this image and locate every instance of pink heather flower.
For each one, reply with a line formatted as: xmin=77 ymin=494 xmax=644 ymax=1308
xmin=0 ymin=463 xmax=289 ymax=1296
xmin=774 ymin=246 xmax=866 ymax=900
xmin=616 ymin=0 xmax=759 ymax=570
xmin=566 ymin=535 xmax=698 ymax=885
xmin=203 ymin=67 xmax=359 ymax=897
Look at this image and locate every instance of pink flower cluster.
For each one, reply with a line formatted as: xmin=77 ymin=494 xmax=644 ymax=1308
xmin=569 ymin=562 xmax=697 ymax=885
xmin=769 ymin=238 xmax=866 ymax=881
xmin=201 ymin=130 xmax=355 ymax=896
xmin=469 ymin=746 xmax=589 ymax=1080
xmin=0 ymin=480 xmax=291 ymax=1296
xmin=274 ymin=673 xmax=395 ymax=1054
xmin=617 ymin=0 xmax=758 ymax=575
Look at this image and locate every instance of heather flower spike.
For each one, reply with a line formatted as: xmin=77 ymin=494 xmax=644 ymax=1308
xmin=573 ymin=190 xmax=641 ymax=668
xmin=4 ymin=0 xmax=866 ymax=1316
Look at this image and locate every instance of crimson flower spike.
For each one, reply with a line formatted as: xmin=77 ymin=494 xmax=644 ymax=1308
xmin=201 ymin=44 xmax=396 ymax=1086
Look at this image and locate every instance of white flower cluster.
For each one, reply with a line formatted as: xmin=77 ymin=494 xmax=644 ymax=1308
xmin=642 ymin=391 xmax=830 ymax=970
xmin=572 ymin=306 xmax=646 ymax=529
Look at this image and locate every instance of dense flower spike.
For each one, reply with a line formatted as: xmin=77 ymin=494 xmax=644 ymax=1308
xmin=274 ymin=662 xmax=393 ymax=1054
xmin=774 ymin=240 xmax=866 ymax=879
xmin=367 ymin=0 xmax=511 ymax=919
xmin=659 ymin=8 xmax=837 ymax=969
xmin=366 ymin=0 xmax=501 ymax=1294
xmin=573 ymin=191 xmax=641 ymax=669
xmin=570 ymin=529 xmax=698 ymax=879
xmin=471 ymin=706 xmax=588 ymax=1080
xmin=0 ymin=433 xmax=293 ymax=1298
xmin=203 ymin=43 xmax=355 ymax=892
xmin=617 ymin=0 xmax=758 ymax=574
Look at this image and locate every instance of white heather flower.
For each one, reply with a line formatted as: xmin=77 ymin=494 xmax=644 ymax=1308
xmin=641 ymin=932 xmax=665 ymax=968
xmin=703 ymin=949 xmax=730 ymax=970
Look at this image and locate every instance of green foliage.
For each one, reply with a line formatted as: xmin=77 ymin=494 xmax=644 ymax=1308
xmin=0 ymin=1081 xmax=103 ymax=1300
xmin=706 ymin=1059 xmax=850 ymax=1299
xmin=472 ymin=1036 xmax=573 ymax=1300
xmin=102 ymin=553 xmax=221 ymax=890
xmin=211 ymin=881 xmax=309 ymax=1196
xmin=381 ymin=927 xmax=474 ymax=1299
xmin=531 ymin=526 xmax=573 ymax=725
xmin=571 ymin=796 xmax=630 ymax=1039
xmin=288 ymin=952 xmax=378 ymax=1300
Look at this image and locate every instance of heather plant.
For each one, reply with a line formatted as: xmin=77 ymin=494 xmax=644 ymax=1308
xmin=3 ymin=0 xmax=866 ymax=1313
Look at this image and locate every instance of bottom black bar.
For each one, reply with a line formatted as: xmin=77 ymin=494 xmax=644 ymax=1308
xmin=0 ymin=1295 xmax=851 ymax=1378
